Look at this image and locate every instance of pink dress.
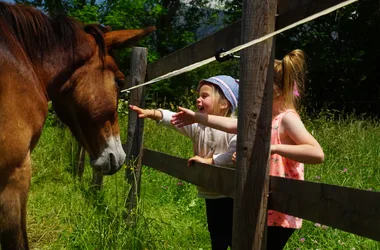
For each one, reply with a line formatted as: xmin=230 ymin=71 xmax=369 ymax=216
xmin=268 ymin=109 xmax=304 ymax=229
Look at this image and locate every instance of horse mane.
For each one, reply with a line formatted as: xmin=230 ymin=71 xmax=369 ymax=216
xmin=0 ymin=2 xmax=106 ymax=64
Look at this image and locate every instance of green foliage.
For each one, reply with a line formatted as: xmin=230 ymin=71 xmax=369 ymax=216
xmin=69 ymin=1 xmax=100 ymax=23
xmin=100 ymin=0 xmax=153 ymax=29
xmin=222 ymin=0 xmax=241 ymax=24
xmin=117 ymin=98 xmax=129 ymax=118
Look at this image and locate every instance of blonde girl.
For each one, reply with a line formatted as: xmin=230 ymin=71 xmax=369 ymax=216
xmin=171 ymin=50 xmax=324 ymax=249
xmin=130 ymin=75 xmax=239 ymax=250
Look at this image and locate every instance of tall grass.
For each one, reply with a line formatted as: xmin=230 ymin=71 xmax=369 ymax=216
xmin=27 ymin=111 xmax=380 ymax=249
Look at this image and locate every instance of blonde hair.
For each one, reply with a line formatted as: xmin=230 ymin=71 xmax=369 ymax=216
xmin=274 ymin=49 xmax=306 ymax=111
xmin=199 ymin=82 xmax=232 ymax=117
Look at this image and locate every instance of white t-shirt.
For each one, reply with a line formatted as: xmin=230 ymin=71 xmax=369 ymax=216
xmin=158 ymin=109 xmax=236 ymax=199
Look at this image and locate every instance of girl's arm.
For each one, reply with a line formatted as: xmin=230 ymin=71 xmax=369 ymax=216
xmin=271 ymin=112 xmax=324 ymax=164
xmin=171 ymin=107 xmax=238 ymax=134
xmin=213 ymin=135 xmax=237 ymax=167
xmin=187 ymin=156 xmax=213 ymax=167
xmin=129 ymin=105 xmax=162 ymax=121
xmin=130 ymin=105 xmax=195 ymax=138
xmin=188 ymin=134 xmax=237 ymax=167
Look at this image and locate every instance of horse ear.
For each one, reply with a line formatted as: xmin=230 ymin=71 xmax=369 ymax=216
xmin=104 ymin=26 xmax=156 ymax=50
xmin=84 ymin=24 xmax=107 ymax=56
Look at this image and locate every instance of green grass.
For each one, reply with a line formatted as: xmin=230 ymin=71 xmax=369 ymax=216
xmin=26 ymin=111 xmax=380 ymax=249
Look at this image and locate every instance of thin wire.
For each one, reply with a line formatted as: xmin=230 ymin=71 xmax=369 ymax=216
xmin=122 ymin=0 xmax=358 ymax=93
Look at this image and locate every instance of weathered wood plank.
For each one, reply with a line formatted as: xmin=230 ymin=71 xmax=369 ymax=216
xmin=232 ymin=0 xmax=277 ymax=248
xmin=124 ymin=47 xmax=147 ymax=218
xmin=142 ymin=149 xmax=235 ymax=198
xmin=91 ymin=171 xmax=103 ymax=190
xmin=145 ymin=20 xmax=241 ymax=81
xmin=124 ymin=47 xmax=147 ymax=163
xmin=75 ymin=145 xmax=86 ymax=180
xmin=144 ymin=0 xmax=350 ymax=82
xmin=269 ymin=176 xmax=380 ymax=242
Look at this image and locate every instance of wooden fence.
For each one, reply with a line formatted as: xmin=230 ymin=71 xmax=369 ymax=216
xmin=75 ymin=0 xmax=380 ymax=249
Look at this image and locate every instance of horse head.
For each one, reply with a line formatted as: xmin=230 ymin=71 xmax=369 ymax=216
xmin=51 ymin=25 xmax=155 ymax=175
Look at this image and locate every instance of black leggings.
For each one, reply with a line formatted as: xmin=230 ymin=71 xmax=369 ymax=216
xmin=266 ymin=226 xmax=295 ymax=250
xmin=205 ymin=199 xmax=294 ymax=250
xmin=205 ymin=198 xmax=234 ymax=250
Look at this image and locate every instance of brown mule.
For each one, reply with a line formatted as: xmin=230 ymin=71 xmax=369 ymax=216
xmin=0 ymin=2 xmax=155 ymax=249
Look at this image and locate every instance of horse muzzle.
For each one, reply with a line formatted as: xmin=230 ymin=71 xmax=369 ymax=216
xmin=90 ymin=136 xmax=126 ymax=175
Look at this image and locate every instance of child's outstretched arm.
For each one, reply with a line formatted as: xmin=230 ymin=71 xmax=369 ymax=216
xmin=271 ymin=112 xmax=324 ymax=164
xmin=171 ymin=107 xmax=238 ymax=134
xmin=129 ymin=105 xmax=162 ymax=121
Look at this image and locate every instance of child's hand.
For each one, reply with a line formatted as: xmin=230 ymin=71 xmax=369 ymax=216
xmin=232 ymin=152 xmax=236 ymax=164
xmin=187 ymin=155 xmax=213 ymax=167
xmin=129 ymin=105 xmax=149 ymax=118
xmin=171 ymin=107 xmax=197 ymax=127
xmin=129 ymin=105 xmax=162 ymax=121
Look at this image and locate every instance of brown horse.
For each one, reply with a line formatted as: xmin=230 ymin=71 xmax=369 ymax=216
xmin=0 ymin=2 xmax=154 ymax=249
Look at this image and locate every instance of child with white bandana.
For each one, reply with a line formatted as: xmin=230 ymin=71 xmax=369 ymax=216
xmin=129 ymin=75 xmax=239 ymax=249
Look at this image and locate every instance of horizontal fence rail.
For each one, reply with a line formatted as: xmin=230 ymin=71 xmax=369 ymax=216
xmin=270 ymin=176 xmax=380 ymax=242
xmin=142 ymin=149 xmax=235 ymax=197
xmin=145 ymin=21 xmax=240 ymax=81
xmin=141 ymin=149 xmax=380 ymax=242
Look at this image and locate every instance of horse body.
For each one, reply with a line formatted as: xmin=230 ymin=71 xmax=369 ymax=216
xmin=0 ymin=2 xmax=154 ymax=249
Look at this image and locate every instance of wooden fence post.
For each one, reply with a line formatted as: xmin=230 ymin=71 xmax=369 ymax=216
xmin=75 ymin=145 xmax=86 ymax=180
xmin=92 ymin=171 xmax=103 ymax=190
xmin=73 ymin=143 xmax=103 ymax=189
xmin=232 ymin=0 xmax=277 ymax=249
xmin=124 ymin=47 xmax=147 ymax=220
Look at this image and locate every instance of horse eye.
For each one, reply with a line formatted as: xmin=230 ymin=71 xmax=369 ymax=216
xmin=115 ymin=79 xmax=125 ymax=89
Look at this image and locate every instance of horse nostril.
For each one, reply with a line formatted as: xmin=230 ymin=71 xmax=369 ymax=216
xmin=109 ymin=153 xmax=116 ymax=167
xmin=107 ymin=153 xmax=119 ymax=174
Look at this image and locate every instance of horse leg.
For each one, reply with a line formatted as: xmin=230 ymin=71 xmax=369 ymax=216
xmin=0 ymin=153 xmax=31 ymax=250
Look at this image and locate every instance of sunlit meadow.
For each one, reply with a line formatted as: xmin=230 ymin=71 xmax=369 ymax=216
xmin=26 ymin=108 xmax=380 ymax=249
